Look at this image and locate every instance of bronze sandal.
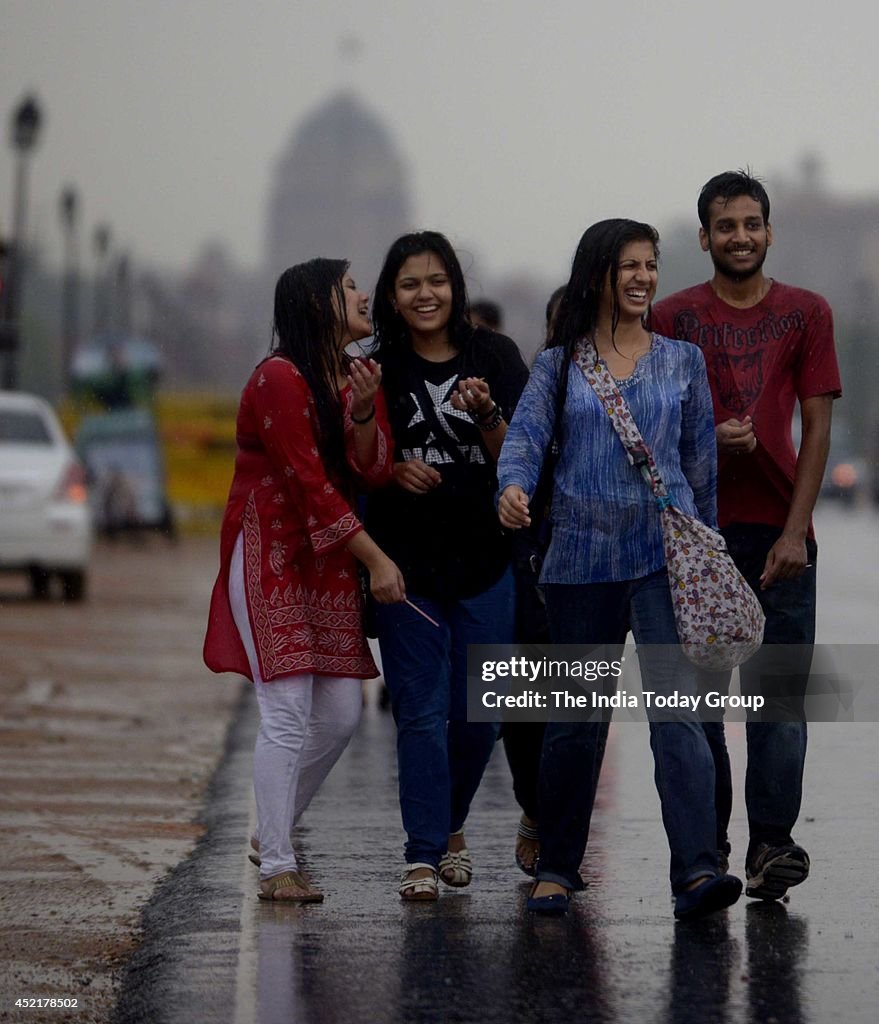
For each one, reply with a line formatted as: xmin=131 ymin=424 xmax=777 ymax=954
xmin=515 ymin=816 xmax=540 ymax=877
xmin=258 ymin=870 xmax=324 ymax=903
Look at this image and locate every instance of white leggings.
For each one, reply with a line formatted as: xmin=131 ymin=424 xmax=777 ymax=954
xmin=229 ymin=533 xmax=362 ymax=879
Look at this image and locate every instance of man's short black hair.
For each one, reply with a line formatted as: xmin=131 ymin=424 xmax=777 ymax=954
xmin=698 ymin=170 xmax=770 ymax=230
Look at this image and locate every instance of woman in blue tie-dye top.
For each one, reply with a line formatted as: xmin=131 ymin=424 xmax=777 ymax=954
xmin=497 ymin=218 xmax=742 ymax=920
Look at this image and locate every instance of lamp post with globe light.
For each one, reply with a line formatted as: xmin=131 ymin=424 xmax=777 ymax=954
xmin=1 ymin=94 xmax=43 ymax=390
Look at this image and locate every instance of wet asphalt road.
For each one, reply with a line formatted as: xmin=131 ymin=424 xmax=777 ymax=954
xmin=112 ymin=505 xmax=879 ymax=1024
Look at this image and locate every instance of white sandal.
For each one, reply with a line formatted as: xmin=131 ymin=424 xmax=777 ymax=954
xmin=439 ymin=830 xmax=473 ymax=888
xmin=399 ymin=863 xmax=439 ymax=901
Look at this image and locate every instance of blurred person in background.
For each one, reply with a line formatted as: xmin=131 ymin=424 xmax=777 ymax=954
xmin=468 ymin=298 xmax=503 ymax=332
xmin=498 ymin=218 xmax=741 ymax=919
xmin=204 ymin=259 xmax=405 ymax=903
xmin=368 ymin=231 xmax=529 ymax=900
xmin=651 ymin=170 xmax=841 ymax=900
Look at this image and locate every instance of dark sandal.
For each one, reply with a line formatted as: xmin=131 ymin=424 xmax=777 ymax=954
xmin=527 ymin=880 xmax=570 ymax=914
xmin=674 ymin=874 xmax=742 ymax=920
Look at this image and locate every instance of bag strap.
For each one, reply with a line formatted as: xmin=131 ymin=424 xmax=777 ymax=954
xmin=572 ymin=339 xmax=673 ymax=509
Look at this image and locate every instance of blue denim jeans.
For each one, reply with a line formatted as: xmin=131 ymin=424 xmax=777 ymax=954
xmin=701 ymin=524 xmax=816 ymax=861
xmin=375 ymin=568 xmax=515 ymax=868
xmin=540 ymin=569 xmax=720 ymax=894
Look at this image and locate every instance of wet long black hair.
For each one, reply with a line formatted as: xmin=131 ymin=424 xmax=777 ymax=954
xmin=271 ymin=258 xmax=351 ymax=490
xmin=371 ymin=231 xmax=473 ymax=360
xmin=548 ymin=219 xmax=660 ymax=428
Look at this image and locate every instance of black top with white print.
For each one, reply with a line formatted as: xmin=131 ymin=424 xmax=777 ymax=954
xmin=368 ymin=327 xmax=529 ymax=600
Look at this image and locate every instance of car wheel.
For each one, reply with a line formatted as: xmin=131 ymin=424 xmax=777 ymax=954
xmin=60 ymin=570 xmax=87 ymax=602
xmin=29 ymin=567 xmax=52 ymax=601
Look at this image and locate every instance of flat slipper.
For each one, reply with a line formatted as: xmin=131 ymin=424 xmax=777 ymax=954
xmin=674 ymin=874 xmax=742 ymax=920
xmin=527 ymin=881 xmax=570 ymax=915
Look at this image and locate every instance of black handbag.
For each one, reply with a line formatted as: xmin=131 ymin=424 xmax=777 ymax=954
xmin=510 ymin=354 xmax=568 ymax=644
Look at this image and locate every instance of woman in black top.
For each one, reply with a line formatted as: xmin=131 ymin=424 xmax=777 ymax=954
xmin=368 ymin=230 xmax=529 ymax=900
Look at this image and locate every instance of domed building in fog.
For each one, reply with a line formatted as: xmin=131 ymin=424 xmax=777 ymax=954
xmin=265 ymin=92 xmax=412 ymax=288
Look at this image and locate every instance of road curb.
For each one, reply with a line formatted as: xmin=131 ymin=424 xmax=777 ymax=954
xmin=111 ymin=682 xmax=256 ymax=1024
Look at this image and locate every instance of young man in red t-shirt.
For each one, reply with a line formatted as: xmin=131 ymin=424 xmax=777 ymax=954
xmin=652 ymin=170 xmax=841 ymax=902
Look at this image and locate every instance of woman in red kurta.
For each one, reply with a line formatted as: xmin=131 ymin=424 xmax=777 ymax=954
xmin=204 ymin=259 xmax=405 ymax=902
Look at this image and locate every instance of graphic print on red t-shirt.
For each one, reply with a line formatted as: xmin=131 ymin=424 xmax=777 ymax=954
xmin=652 ymin=281 xmax=841 ymax=530
xmin=666 ymin=305 xmax=814 ymax=418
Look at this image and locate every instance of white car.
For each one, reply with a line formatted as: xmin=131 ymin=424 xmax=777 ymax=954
xmin=0 ymin=390 xmax=93 ymax=600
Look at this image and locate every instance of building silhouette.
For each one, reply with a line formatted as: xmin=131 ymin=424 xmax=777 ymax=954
xmin=265 ymin=91 xmax=412 ymax=289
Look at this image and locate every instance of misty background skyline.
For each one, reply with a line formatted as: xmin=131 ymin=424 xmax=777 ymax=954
xmin=3 ymin=0 xmax=879 ymax=285
xmin=2 ymin=0 xmax=879 ymax=467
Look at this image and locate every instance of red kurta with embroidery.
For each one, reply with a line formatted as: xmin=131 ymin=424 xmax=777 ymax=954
xmin=203 ymin=355 xmax=393 ymax=681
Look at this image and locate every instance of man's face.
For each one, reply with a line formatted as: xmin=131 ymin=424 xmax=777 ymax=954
xmin=699 ymin=195 xmax=772 ymax=281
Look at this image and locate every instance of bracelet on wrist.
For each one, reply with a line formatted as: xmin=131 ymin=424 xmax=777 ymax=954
xmin=351 ymin=405 xmax=376 ymax=424
xmin=477 ymin=405 xmax=504 ymax=432
xmin=468 ymin=401 xmax=497 ymax=423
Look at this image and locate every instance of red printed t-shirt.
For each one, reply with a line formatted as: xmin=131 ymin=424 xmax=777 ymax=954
xmin=651 ymin=281 xmax=841 ymax=533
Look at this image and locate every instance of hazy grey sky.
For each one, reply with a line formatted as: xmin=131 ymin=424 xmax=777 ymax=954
xmin=1 ymin=0 xmax=876 ymax=284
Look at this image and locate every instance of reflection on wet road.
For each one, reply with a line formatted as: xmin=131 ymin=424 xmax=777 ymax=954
xmin=157 ymin=702 xmax=872 ymax=1024
xmin=115 ymin=505 xmax=879 ymax=1023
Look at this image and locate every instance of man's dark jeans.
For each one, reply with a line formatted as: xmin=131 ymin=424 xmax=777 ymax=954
xmin=701 ymin=523 xmax=817 ymax=863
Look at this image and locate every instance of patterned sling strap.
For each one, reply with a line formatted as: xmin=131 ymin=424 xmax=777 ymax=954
xmin=570 ymin=337 xmax=765 ymax=672
xmin=572 ymin=338 xmax=673 ymax=509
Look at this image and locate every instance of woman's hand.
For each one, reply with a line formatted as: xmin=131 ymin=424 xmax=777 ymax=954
xmin=347 ymin=532 xmax=406 ymax=604
xmin=393 ymin=459 xmax=442 ymax=494
xmin=348 ymin=358 xmax=382 ymax=421
xmin=450 ymin=376 xmax=493 ymax=420
xmin=369 ymin=555 xmax=407 ymax=604
xmin=498 ymin=485 xmax=531 ymax=529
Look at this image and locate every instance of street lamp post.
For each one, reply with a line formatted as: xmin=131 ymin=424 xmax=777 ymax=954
xmin=1 ymin=94 xmax=43 ymax=390
xmin=92 ymin=223 xmax=112 ymax=338
xmin=59 ymin=186 xmax=80 ymax=395
xmin=115 ymin=251 xmax=132 ymax=336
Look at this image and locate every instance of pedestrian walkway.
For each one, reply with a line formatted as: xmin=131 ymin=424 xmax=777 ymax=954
xmin=113 ymin=688 xmax=879 ymax=1024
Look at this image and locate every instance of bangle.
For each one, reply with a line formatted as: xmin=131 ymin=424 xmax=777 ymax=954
xmin=351 ymin=405 xmax=376 ymax=424
xmin=468 ymin=401 xmax=497 ymax=423
xmin=478 ymin=405 xmax=504 ymax=432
